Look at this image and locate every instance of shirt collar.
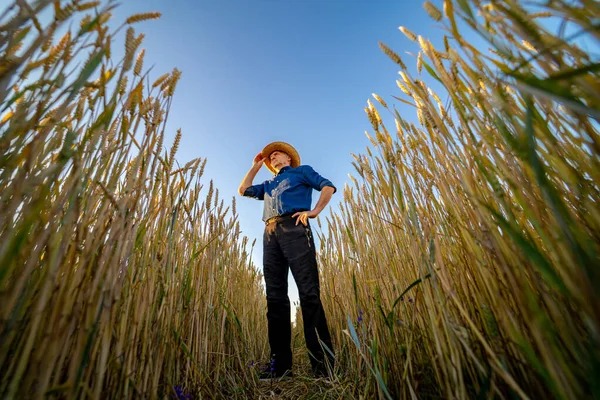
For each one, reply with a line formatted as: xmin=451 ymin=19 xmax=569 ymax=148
xmin=276 ymin=165 xmax=292 ymax=176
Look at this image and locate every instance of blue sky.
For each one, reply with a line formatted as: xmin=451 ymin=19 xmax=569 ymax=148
xmin=106 ymin=0 xmax=445 ymax=312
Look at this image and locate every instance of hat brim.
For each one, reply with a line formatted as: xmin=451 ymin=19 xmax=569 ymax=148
xmin=261 ymin=141 xmax=301 ymax=174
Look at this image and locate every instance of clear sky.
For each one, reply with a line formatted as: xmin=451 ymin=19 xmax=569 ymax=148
xmin=107 ymin=0 xmax=444 ymax=315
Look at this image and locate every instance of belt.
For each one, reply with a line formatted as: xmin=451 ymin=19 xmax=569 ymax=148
xmin=265 ymin=212 xmax=297 ymax=225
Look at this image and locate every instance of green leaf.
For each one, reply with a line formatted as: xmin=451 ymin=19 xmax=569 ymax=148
xmin=319 ymin=339 xmax=336 ymax=361
xmin=545 ymin=62 xmax=600 ymax=81
xmin=347 ymin=315 xmax=360 ymax=348
xmin=88 ymin=100 xmax=116 ymax=132
xmin=378 ymin=304 xmax=391 ymax=329
xmin=523 ymin=98 xmax=594 ymax=270
xmin=508 ymin=74 xmax=600 ymax=120
xmin=70 ymin=50 xmax=106 ymax=97
xmin=394 ymin=108 xmax=411 ymax=132
xmin=389 ymin=273 xmax=432 ymax=315
xmin=422 ymin=59 xmax=442 ymax=83
xmin=346 ymin=226 xmax=357 ymax=250
xmin=135 ymin=224 xmax=147 ymax=250
xmin=372 ymin=366 xmax=393 ymax=400
xmin=345 ymin=318 xmax=393 ymax=400
xmin=456 ymin=0 xmax=475 ymax=20
xmin=392 ymin=95 xmax=417 ymax=108
xmin=77 ymin=15 xmax=100 ymax=36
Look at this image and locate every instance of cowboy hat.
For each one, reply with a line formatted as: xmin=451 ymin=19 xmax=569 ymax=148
xmin=261 ymin=141 xmax=301 ymax=174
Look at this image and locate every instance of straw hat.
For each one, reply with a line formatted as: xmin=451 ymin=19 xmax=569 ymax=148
xmin=261 ymin=141 xmax=301 ymax=174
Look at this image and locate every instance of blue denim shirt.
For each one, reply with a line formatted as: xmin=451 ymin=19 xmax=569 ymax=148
xmin=243 ymin=165 xmax=336 ymax=222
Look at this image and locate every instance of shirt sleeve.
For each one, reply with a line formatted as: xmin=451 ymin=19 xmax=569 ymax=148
xmin=301 ymin=165 xmax=337 ymax=193
xmin=243 ymin=183 xmax=265 ymax=200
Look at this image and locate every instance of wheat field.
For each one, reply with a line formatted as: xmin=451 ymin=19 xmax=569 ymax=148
xmin=1 ymin=0 xmax=599 ymax=399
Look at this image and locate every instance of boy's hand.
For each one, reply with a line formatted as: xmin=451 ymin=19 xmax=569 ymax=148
xmin=253 ymin=152 xmax=265 ymax=167
xmin=292 ymin=210 xmax=318 ymax=226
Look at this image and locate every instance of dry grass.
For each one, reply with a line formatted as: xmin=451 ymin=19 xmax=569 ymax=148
xmin=316 ymin=0 xmax=600 ymax=399
xmin=1 ymin=1 xmax=268 ymax=398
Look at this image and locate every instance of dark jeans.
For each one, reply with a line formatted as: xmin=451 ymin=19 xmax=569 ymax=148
xmin=263 ymin=215 xmax=334 ymax=375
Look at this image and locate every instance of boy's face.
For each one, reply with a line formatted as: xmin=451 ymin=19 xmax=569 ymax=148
xmin=269 ymin=150 xmax=291 ymax=171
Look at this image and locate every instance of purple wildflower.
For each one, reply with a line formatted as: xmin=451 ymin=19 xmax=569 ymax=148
xmin=408 ymin=297 xmax=413 ymax=303
xmin=173 ymin=385 xmax=192 ymax=400
xmin=397 ymin=319 xmax=403 ymax=325
xmin=357 ymin=310 xmax=364 ymax=324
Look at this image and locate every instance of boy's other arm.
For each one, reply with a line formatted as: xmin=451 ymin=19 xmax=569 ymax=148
xmin=238 ymin=153 xmax=265 ymax=195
